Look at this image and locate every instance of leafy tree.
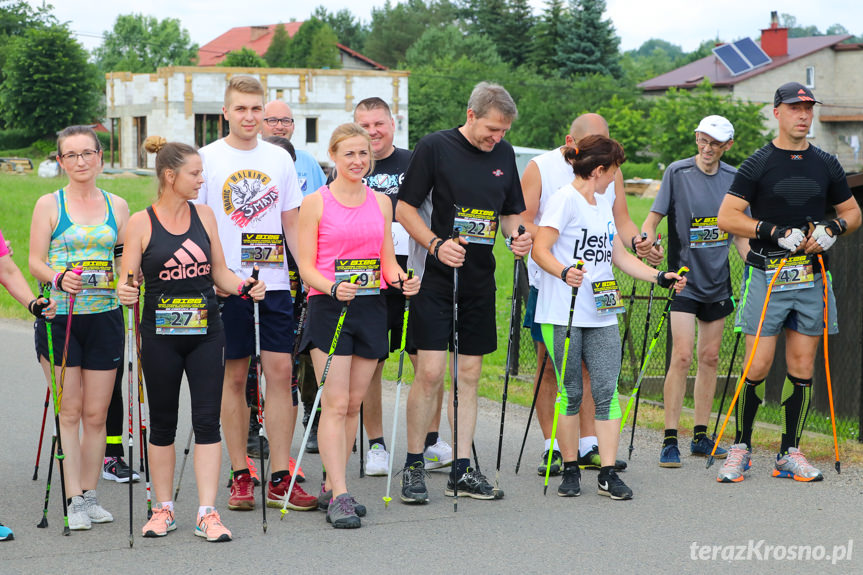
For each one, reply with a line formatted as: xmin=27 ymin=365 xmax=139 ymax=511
xmin=363 ymin=0 xmax=458 ymax=68
xmin=554 ymin=0 xmax=621 ymax=78
xmin=265 ymin=23 xmax=291 ymax=67
xmin=527 ymin=0 xmax=565 ymax=75
xmin=0 ymin=0 xmax=56 ymax=77
xmin=307 ymin=25 xmax=341 ymax=69
xmin=219 ymin=47 xmax=267 ymax=67
xmin=621 ymin=38 xmax=687 ymax=84
xmin=404 ymin=25 xmax=501 ymax=68
xmin=460 ymin=0 xmax=535 ymax=67
xmin=312 ymin=6 xmax=369 ymax=51
xmin=0 ymin=25 xmax=100 ymax=138
xmin=93 ymin=14 xmax=198 ymax=73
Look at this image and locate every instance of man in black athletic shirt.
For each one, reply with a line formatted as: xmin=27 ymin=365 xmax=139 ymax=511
xmin=717 ymin=81 xmax=861 ymax=484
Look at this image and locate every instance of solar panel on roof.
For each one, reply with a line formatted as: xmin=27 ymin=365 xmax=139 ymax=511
xmin=713 ymin=44 xmax=752 ymax=76
xmin=734 ymin=37 xmax=771 ymax=68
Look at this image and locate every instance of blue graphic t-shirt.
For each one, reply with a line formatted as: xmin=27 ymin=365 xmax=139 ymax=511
xmin=294 ymin=149 xmax=326 ymax=196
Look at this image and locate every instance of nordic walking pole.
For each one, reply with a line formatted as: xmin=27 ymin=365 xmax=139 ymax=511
xmin=712 ymin=330 xmax=742 ymax=441
xmin=618 ymin=233 xmax=647 ymax=364
xmin=174 ymin=428 xmax=193 ymax=501
xmin=359 ymin=404 xmax=365 ymax=477
xmin=246 ymin=265 xmax=267 ymax=532
xmin=281 ymin=275 xmax=356 ymax=519
xmin=125 ymin=271 xmax=136 ymax=548
xmin=383 ymin=269 xmax=414 ymax=508
xmin=494 ymin=225 xmax=525 ymax=495
xmin=515 ymin=351 xmax=548 ymax=474
xmin=544 ymin=260 xmax=584 ymax=496
xmin=620 ymin=267 xmax=690 ymax=457
xmin=451 ymin=229 xmax=462 ymax=511
xmin=133 ymin=301 xmax=152 ymax=518
xmin=33 ymin=386 xmax=51 ymax=480
xmin=817 ymin=254 xmax=840 ymax=474
xmin=627 ymin=234 xmax=662 ymax=460
xmin=707 ymin=257 xmax=788 ymax=468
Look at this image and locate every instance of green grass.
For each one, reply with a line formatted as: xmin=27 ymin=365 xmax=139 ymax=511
xmin=0 ymin=172 xmax=156 ymax=319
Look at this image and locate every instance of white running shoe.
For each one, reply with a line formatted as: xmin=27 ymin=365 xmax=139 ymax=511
xmin=68 ymin=495 xmax=92 ymax=530
xmin=365 ymin=444 xmax=389 ymax=476
xmin=423 ymin=439 xmax=453 ymax=470
xmin=83 ymin=490 xmax=113 ymax=523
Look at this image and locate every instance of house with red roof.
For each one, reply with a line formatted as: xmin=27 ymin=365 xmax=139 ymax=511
xmin=639 ymin=13 xmax=863 ymax=169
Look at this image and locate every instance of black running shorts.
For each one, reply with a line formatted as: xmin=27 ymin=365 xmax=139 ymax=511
xmin=300 ymin=293 xmax=387 ymax=360
xmin=409 ymin=286 xmax=496 ymax=356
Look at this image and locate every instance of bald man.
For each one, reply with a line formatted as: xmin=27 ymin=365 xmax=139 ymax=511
xmin=262 ymin=100 xmax=326 ymax=196
xmin=521 ymin=113 xmax=662 ymax=477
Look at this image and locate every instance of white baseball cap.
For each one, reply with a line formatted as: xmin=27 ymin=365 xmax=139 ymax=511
xmin=694 ymin=115 xmax=734 ymax=142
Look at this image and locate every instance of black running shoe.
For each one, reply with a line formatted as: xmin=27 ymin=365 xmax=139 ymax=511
xmin=399 ymin=463 xmax=429 ymax=504
xmin=597 ymin=469 xmax=633 ymax=500
xmin=445 ymin=467 xmax=501 ymax=500
xmin=102 ymin=457 xmax=140 ymax=483
xmin=577 ymin=445 xmax=627 ymax=471
xmin=305 ymin=416 xmax=319 ymax=454
xmin=247 ymin=420 xmax=269 ymax=460
xmin=557 ymin=466 xmax=581 ymax=497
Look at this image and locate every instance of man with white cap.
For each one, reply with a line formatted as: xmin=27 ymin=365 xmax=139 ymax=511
xmin=642 ymin=115 xmax=748 ymax=468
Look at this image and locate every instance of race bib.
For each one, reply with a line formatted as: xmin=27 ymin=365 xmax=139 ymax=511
xmin=689 ymin=217 xmax=728 ymax=249
xmin=392 ymin=222 xmax=410 ymax=257
xmin=241 ymin=233 xmax=285 ymax=268
xmin=335 ymin=258 xmax=381 ymax=296
xmin=155 ymin=295 xmax=208 ymax=335
xmin=592 ymin=279 xmax=625 ymax=315
xmin=453 ymin=205 xmax=498 ymax=245
xmin=69 ymin=260 xmax=114 ymax=295
xmin=766 ymin=256 xmax=814 ymax=292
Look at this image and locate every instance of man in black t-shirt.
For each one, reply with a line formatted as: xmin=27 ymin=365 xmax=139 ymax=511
xmin=396 ymin=82 xmax=532 ymax=503
xmin=717 ymin=81 xmax=861 ymax=484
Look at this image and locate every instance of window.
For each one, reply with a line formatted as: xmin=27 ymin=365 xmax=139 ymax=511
xmin=194 ymin=114 xmax=226 ymax=148
xmin=805 ymin=66 xmax=815 ymax=89
xmin=306 ymin=117 xmax=318 ymax=143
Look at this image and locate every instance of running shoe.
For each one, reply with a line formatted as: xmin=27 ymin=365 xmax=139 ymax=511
xmin=246 ymin=457 xmax=261 ymax=486
xmin=691 ymin=436 xmax=727 ymax=459
xmin=246 ymin=421 xmax=269 ymax=460
xmin=267 ymin=478 xmax=317 ymax=510
xmin=597 ymin=469 xmax=633 ymax=500
xmin=326 ymin=493 xmax=361 ymax=529
xmin=0 ymin=522 xmax=13 ymax=541
xmin=142 ymin=505 xmax=176 ymax=537
xmin=317 ymin=485 xmax=367 ymax=516
xmin=228 ymin=473 xmax=255 ymax=510
xmin=659 ymin=444 xmax=682 ymax=468
xmin=68 ymin=495 xmax=92 ymax=530
xmin=288 ymin=456 xmax=305 ymax=483
xmin=577 ymin=445 xmax=628 ymax=471
xmin=82 ymin=490 xmax=113 ymax=523
xmin=365 ymin=443 xmax=389 ymax=476
xmin=558 ymin=466 xmax=581 ymax=497
xmin=400 ymin=462 xmax=429 ymax=504
xmin=772 ymin=447 xmax=823 ymax=482
xmin=445 ymin=467 xmax=501 ymax=500
xmin=423 ymin=439 xmax=453 ymax=470
xmin=195 ymin=508 xmax=232 ymax=542
xmin=537 ymin=449 xmax=563 ymax=476
xmin=102 ymin=456 xmax=141 ymax=483
xmin=716 ymin=443 xmax=752 ymax=483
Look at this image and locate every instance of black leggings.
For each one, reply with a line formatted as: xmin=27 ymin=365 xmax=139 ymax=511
xmin=140 ymin=330 xmax=225 ymax=446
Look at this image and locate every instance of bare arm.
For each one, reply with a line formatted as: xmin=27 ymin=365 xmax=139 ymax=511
xmin=519 ymin=160 xmax=542 ymax=238
xmin=376 ymin=194 xmax=419 ymax=296
xmin=611 ymin=232 xmax=685 ymax=292
xmin=531 ymin=226 xmax=585 ymax=288
xmin=500 ymin=213 xmax=531 ymax=257
xmin=116 ymin=210 xmax=147 ymax=305
xmin=396 ymin=199 xmax=466 ymax=268
xmin=611 ymin=168 xmax=639 ymax=247
xmin=733 ymin=233 xmax=750 ymax=261
xmin=717 ymin=194 xmax=758 ymax=239
xmin=835 ymin=196 xmax=862 ymax=234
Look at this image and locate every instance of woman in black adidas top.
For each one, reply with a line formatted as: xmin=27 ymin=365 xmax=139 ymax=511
xmin=118 ymin=137 xmax=266 ymax=543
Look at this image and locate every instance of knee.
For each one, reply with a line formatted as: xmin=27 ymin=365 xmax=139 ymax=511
xmin=670 ymin=347 xmax=693 ymax=372
xmin=415 ymin=364 xmax=444 ymax=391
xmin=697 ymin=348 xmax=719 ymax=371
xmin=81 ymin=406 xmax=107 ymax=430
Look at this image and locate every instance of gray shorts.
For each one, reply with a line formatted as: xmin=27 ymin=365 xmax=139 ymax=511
xmin=735 ymin=265 xmax=838 ymax=337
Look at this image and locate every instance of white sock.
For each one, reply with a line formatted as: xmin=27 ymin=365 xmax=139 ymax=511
xmin=543 ymin=438 xmax=560 ymax=451
xmin=198 ymin=505 xmax=213 ymax=518
xmin=580 ymin=437 xmax=598 ymax=457
xmin=160 ymin=501 xmax=174 ymax=512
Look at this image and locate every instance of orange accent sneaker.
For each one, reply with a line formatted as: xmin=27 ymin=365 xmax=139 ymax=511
xmin=195 ymin=508 xmax=232 ymax=542
xmin=228 ymin=473 xmax=255 ymax=510
xmin=142 ymin=506 xmax=176 ymax=537
xmin=289 ymin=457 xmax=305 ymax=482
xmin=246 ymin=456 xmax=260 ymax=483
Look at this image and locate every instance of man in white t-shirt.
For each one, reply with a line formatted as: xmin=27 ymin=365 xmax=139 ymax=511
xmin=521 ymin=113 xmax=662 ymax=476
xmin=197 ymin=76 xmax=317 ymax=513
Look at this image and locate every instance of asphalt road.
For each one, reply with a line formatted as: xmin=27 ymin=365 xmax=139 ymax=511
xmin=1 ymin=317 xmax=861 ymax=575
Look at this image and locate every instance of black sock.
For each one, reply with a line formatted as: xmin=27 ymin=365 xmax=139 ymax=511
xmin=734 ymin=378 xmax=763 ymax=448
xmin=233 ymin=468 xmax=250 ymax=478
xmin=693 ymin=425 xmax=707 ymax=441
xmin=404 ymin=452 xmax=423 ymax=468
xmin=563 ymin=460 xmax=579 ymax=472
xmin=67 ymin=497 xmax=73 ymax=505
xmin=369 ymin=437 xmax=386 ymax=451
xmin=780 ymin=374 xmax=812 ymax=454
xmin=598 ymin=465 xmax=615 ymax=478
xmin=270 ymin=469 xmax=290 ymax=486
xmin=663 ymin=429 xmax=678 ymax=447
xmin=453 ymin=457 xmax=470 ymax=478
xmin=424 ymin=432 xmax=439 ymax=448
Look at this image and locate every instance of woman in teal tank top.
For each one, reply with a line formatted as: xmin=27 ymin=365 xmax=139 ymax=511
xmin=29 ymin=126 xmax=130 ymax=531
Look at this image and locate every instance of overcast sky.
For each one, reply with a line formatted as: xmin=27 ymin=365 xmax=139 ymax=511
xmin=33 ymin=0 xmax=862 ymax=54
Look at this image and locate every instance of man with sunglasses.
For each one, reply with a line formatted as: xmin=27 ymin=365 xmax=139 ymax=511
xmin=641 ymin=115 xmax=748 ymax=468
xmin=262 ymin=100 xmax=325 ymax=197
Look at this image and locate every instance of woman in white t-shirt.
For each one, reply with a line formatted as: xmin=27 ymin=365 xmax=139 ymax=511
xmin=532 ymin=135 xmax=686 ymax=501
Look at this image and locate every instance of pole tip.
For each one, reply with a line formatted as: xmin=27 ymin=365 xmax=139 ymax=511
xmin=279 ymin=509 xmax=288 ymax=520
xmin=706 ymin=456 xmax=715 ymax=469
xmin=383 ymin=496 xmax=391 ymax=508
xmin=835 ymin=461 xmax=841 ymax=474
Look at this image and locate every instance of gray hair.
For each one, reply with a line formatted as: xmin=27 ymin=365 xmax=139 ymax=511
xmin=467 ymin=82 xmax=518 ymax=121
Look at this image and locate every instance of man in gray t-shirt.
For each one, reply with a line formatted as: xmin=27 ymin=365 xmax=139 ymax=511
xmin=641 ymin=115 xmax=748 ymax=468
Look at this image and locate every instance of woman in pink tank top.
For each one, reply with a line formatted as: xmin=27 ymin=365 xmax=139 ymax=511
xmin=297 ymin=123 xmax=419 ymax=528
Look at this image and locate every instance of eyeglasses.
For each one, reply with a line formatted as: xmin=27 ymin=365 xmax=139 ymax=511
xmin=696 ymin=137 xmax=725 ymax=151
xmin=264 ymin=117 xmax=294 ymax=127
xmin=60 ymin=149 xmax=100 ymax=163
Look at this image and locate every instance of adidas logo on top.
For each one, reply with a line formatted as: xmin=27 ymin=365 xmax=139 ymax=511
xmin=160 ymin=239 xmax=211 ymax=281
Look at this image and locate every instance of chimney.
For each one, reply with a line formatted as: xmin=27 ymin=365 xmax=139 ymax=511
xmin=761 ymin=11 xmax=788 ymax=58
xmin=250 ymin=26 xmax=269 ymax=43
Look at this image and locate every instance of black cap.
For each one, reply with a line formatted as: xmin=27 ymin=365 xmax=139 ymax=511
xmin=774 ymin=82 xmax=821 ymax=107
